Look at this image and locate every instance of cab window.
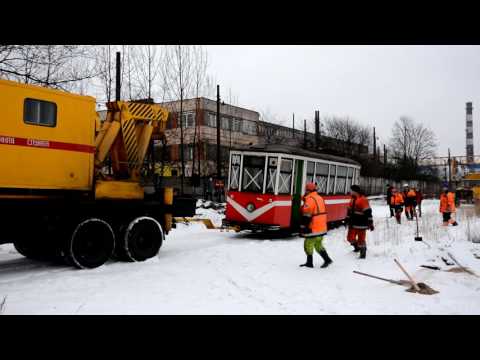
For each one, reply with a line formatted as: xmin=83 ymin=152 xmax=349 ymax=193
xmin=24 ymin=98 xmax=57 ymax=127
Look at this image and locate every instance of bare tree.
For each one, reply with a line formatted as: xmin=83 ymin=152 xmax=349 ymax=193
xmin=0 ymin=45 xmax=97 ymax=91
xmin=389 ymin=116 xmax=437 ymax=170
xmin=94 ymin=45 xmax=115 ymax=103
xmin=191 ymin=46 xmax=208 ymax=180
xmin=162 ymin=45 xmax=194 ymax=193
xmin=132 ymin=45 xmax=161 ymax=100
xmin=323 ymin=115 xmax=371 ymax=155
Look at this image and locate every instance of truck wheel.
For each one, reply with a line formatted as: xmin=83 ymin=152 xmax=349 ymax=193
xmin=13 ymin=227 xmax=56 ymax=261
xmin=14 ymin=238 xmax=45 ymax=260
xmin=67 ymin=218 xmax=115 ymax=269
xmin=122 ymin=217 xmax=163 ymax=262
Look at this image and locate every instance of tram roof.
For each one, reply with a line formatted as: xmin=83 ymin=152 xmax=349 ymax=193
xmin=234 ymin=144 xmax=361 ymax=166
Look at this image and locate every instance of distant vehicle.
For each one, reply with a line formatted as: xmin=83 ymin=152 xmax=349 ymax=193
xmin=223 ymin=144 xmax=361 ymax=233
xmin=455 ymin=187 xmax=474 ymax=204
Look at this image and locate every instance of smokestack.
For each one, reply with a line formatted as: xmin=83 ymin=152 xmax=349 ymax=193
xmin=466 ymin=102 xmax=474 ymax=164
xmin=115 ymin=52 xmax=121 ymax=101
xmin=315 ymin=110 xmax=320 ymax=149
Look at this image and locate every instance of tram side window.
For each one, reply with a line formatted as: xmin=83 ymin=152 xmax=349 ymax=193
xmin=306 ymin=161 xmax=315 ymax=184
xmin=329 ymin=165 xmax=336 ymax=194
xmin=265 ymin=157 xmax=278 ymax=193
xmin=315 ymin=162 xmax=329 ymax=194
xmin=229 ymin=154 xmax=241 ymax=190
xmin=335 ymin=166 xmax=347 ymax=194
xmin=278 ymin=158 xmax=293 ymax=194
xmin=346 ymin=167 xmax=354 ymax=191
xmin=242 ymin=155 xmax=265 ymax=192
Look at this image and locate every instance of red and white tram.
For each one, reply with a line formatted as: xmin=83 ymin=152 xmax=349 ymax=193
xmin=224 ymin=144 xmax=361 ymax=232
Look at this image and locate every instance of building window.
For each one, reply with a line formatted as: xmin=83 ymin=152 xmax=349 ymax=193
xmin=231 ymin=118 xmax=242 ymax=132
xmin=182 ymin=112 xmax=195 ymax=128
xmin=221 ymin=116 xmax=230 ymax=130
xmin=242 ymin=120 xmax=257 ymax=135
xmin=207 ymin=112 xmax=217 ymax=127
xmin=24 ymin=98 xmax=57 ymax=127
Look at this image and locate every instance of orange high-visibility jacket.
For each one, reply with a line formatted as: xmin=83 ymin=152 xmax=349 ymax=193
xmin=301 ymin=191 xmax=328 ymax=237
xmin=391 ymin=193 xmax=404 ymax=206
xmin=346 ymin=195 xmax=373 ymax=230
xmin=440 ymin=192 xmax=456 ymax=213
xmin=407 ymin=189 xmax=416 ymax=200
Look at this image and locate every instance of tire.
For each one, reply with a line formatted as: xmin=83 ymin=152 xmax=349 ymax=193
xmin=13 ymin=225 xmax=57 ymax=261
xmin=66 ymin=218 xmax=115 ymax=269
xmin=122 ymin=217 xmax=164 ymax=262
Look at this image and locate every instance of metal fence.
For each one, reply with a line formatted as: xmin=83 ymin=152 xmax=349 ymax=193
xmin=359 ymin=177 xmax=441 ymax=198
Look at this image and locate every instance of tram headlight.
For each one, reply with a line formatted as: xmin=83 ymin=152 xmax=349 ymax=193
xmin=246 ymin=203 xmax=255 ymax=212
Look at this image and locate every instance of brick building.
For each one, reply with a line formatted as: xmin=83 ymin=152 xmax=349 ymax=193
xmin=159 ymin=97 xmax=369 ymax=179
xmin=99 ymin=98 xmax=369 ymax=184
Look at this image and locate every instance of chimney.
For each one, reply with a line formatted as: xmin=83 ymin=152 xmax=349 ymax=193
xmin=466 ymin=102 xmax=474 ymax=164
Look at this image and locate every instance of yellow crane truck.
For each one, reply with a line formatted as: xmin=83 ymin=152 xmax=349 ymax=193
xmin=0 ymin=78 xmax=195 ymax=269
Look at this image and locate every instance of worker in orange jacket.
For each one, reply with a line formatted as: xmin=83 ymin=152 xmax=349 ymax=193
xmin=299 ymin=182 xmax=332 ymax=268
xmin=390 ymin=188 xmax=404 ymax=224
xmin=403 ymin=184 xmax=417 ymax=220
xmin=345 ymin=184 xmax=374 ymax=259
xmin=440 ymin=187 xmax=458 ymax=226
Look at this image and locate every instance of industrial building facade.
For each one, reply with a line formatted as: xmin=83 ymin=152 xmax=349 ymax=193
xmin=159 ymin=97 xmax=369 ymax=179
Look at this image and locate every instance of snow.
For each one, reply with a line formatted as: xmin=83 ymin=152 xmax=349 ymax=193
xmin=1 ymin=199 xmax=479 ymax=314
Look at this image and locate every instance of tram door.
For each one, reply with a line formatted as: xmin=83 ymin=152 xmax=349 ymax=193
xmin=290 ymin=159 xmax=304 ymax=231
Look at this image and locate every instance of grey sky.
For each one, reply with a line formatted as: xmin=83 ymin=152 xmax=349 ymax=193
xmin=206 ymin=45 xmax=480 ymax=158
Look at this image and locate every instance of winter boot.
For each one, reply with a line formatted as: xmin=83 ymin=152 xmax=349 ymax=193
xmin=319 ymin=250 xmax=333 ymax=268
xmin=359 ymin=247 xmax=367 ymax=259
xmin=300 ymin=255 xmax=313 ymax=268
xmin=352 ymin=242 xmax=360 ymax=252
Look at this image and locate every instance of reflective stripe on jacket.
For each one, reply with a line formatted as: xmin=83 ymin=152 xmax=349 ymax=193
xmin=346 ymin=195 xmax=373 ymax=230
xmin=301 ymin=192 xmax=328 ymax=237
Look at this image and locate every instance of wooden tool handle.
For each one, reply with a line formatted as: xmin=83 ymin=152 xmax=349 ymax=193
xmin=394 ymin=259 xmax=421 ymax=292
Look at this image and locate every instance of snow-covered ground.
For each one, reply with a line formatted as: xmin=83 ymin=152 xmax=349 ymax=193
xmin=1 ymin=199 xmax=479 ymax=314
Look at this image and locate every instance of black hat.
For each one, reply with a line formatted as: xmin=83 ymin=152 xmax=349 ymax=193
xmin=351 ymin=184 xmax=361 ymax=193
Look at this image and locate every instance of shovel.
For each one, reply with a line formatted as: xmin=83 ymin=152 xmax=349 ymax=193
xmin=414 ymin=212 xmax=422 ymax=241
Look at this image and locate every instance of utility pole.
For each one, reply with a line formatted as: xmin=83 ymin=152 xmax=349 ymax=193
xmin=373 ymin=126 xmax=376 ymax=160
xmin=115 ymin=52 xmax=121 ymax=101
xmin=292 ymin=113 xmax=295 ymax=138
xmin=448 ymin=148 xmax=452 ymax=187
xmin=216 ymin=85 xmax=221 ymax=180
xmin=315 ymin=110 xmax=320 ymax=150
xmin=180 ymin=87 xmax=185 ymax=195
xmin=303 ymin=119 xmax=307 ymax=148
xmin=383 ymin=144 xmax=387 ymax=164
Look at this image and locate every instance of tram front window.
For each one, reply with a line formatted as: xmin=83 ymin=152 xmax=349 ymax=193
xmin=242 ymin=155 xmax=266 ymax=192
xmin=229 ymin=154 xmax=241 ymax=190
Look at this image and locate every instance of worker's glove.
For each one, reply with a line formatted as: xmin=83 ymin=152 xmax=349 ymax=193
xmin=369 ymin=224 xmax=375 ymax=231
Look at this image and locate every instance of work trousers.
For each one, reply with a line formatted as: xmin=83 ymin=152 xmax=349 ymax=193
xmin=303 ymin=236 xmax=324 ymax=256
xmin=347 ymin=228 xmax=367 ymax=248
